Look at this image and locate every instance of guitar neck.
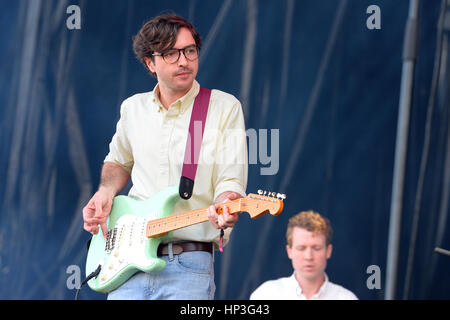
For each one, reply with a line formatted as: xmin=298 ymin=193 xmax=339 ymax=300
xmin=146 ymin=200 xmax=242 ymax=238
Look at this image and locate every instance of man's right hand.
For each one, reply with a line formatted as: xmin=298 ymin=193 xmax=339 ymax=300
xmin=82 ymin=187 xmax=115 ymax=240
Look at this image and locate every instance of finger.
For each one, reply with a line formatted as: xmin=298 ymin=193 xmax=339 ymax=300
xmin=226 ymin=192 xmax=241 ymax=201
xmin=100 ymin=221 xmax=108 ymax=240
xmin=85 ymin=210 xmax=108 ymax=239
xmin=210 ymin=206 xmax=221 ymax=229
xmin=84 ymin=222 xmax=98 ymax=235
xmin=104 ymin=197 xmax=113 ymax=227
xmin=105 ymin=198 xmax=113 ymax=216
xmin=218 ymin=206 xmax=229 ymax=228
xmin=223 ymin=212 xmax=238 ymax=225
xmin=83 ymin=222 xmax=90 ymax=233
xmin=218 ymin=215 xmax=233 ymax=229
xmin=219 ymin=206 xmax=238 ymax=228
xmin=207 ymin=205 xmax=220 ymax=229
xmin=82 ymin=202 xmax=95 ymax=219
xmin=94 ymin=199 xmax=104 ymax=219
xmin=84 ymin=216 xmax=106 ymax=225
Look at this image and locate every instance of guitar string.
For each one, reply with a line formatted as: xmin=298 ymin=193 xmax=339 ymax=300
xmin=109 ymin=197 xmax=276 ymax=238
xmin=147 ymin=196 xmax=277 ymax=229
xmin=146 ymin=202 xmax=243 ymax=235
xmin=144 ymin=199 xmax=272 ymax=236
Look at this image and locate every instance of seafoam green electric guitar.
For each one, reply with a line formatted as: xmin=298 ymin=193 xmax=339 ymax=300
xmin=85 ymin=185 xmax=285 ymax=293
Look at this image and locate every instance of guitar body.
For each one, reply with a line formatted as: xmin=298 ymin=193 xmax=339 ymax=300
xmin=85 ymin=185 xmax=180 ymax=293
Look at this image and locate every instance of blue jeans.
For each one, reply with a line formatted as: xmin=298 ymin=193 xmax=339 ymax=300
xmin=107 ymin=249 xmax=215 ymax=300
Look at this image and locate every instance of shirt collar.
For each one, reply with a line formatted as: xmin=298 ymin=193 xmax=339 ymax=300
xmin=314 ymin=273 xmax=329 ymax=297
xmin=152 ymin=80 xmax=200 ymax=114
xmin=292 ymin=272 xmax=329 ymax=299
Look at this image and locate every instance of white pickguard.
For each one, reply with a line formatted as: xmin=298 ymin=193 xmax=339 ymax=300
xmin=99 ymin=213 xmax=159 ymax=284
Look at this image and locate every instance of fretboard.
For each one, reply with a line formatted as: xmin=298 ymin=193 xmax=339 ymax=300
xmin=146 ymin=200 xmax=242 ymax=238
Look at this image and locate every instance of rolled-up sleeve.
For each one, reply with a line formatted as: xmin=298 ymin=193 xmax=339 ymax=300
xmin=212 ymin=99 xmax=248 ymax=200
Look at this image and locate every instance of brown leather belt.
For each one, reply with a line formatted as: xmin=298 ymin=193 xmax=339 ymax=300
xmin=157 ymin=241 xmax=213 ymax=256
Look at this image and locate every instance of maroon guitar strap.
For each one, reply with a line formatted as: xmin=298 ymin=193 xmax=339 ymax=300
xmin=179 ymin=87 xmax=211 ymax=200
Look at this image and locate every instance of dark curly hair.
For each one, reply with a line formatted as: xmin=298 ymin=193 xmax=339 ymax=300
xmin=132 ymin=14 xmax=202 ymax=77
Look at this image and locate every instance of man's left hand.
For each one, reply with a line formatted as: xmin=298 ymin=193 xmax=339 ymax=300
xmin=206 ymin=191 xmax=242 ymax=230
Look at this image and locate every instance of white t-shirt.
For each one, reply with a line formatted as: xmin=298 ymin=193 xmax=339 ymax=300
xmin=250 ymin=273 xmax=358 ymax=300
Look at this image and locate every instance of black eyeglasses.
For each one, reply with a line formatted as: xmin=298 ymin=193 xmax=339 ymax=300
xmin=152 ymin=45 xmax=199 ymax=64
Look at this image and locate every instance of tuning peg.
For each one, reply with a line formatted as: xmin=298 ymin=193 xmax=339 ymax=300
xmin=277 ymin=193 xmax=286 ymax=200
xmin=271 ymin=192 xmax=276 ymax=197
xmin=257 ymin=190 xmax=263 ymax=195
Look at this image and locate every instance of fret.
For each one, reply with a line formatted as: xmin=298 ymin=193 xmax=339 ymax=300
xmin=146 ymin=200 xmax=241 ymax=238
xmin=145 ymin=194 xmax=283 ymax=238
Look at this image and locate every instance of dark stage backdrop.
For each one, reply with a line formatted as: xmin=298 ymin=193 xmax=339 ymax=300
xmin=0 ymin=0 xmax=449 ymax=300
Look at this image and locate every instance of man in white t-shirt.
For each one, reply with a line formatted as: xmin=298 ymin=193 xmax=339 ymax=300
xmin=250 ymin=210 xmax=358 ymax=300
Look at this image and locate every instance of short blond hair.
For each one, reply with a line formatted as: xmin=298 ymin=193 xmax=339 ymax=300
xmin=286 ymin=210 xmax=333 ymax=247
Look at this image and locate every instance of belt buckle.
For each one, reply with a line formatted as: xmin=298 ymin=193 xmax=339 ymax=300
xmin=172 ymin=244 xmax=183 ymax=255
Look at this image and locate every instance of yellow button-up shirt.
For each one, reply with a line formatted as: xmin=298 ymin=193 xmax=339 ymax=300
xmin=104 ymin=80 xmax=248 ymax=247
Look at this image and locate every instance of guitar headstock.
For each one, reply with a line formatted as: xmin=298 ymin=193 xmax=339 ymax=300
xmin=243 ymin=190 xmax=286 ymax=219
